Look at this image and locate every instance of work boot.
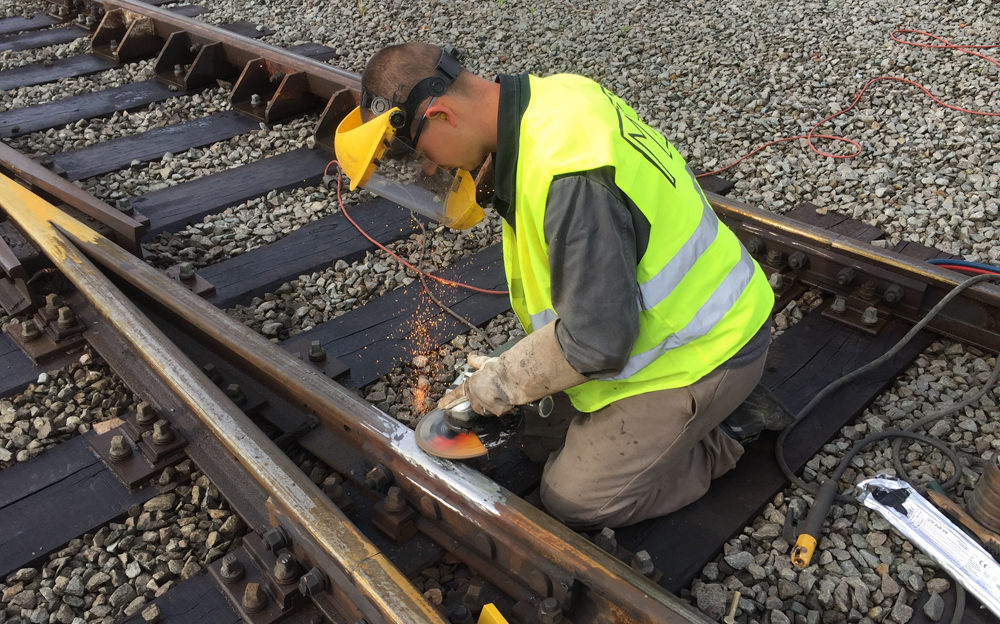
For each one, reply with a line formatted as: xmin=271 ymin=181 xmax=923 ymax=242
xmin=719 ymin=384 xmax=794 ymax=444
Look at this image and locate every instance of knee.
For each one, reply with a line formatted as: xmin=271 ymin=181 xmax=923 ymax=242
xmin=539 ymin=477 xmax=635 ymax=529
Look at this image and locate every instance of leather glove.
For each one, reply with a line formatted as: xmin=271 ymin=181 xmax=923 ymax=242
xmin=437 ymin=322 xmax=588 ymax=416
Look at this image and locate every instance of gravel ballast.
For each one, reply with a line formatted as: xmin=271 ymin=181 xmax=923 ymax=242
xmin=2 ymin=0 xmax=999 ymax=622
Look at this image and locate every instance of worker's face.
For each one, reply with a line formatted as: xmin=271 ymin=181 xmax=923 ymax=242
xmin=410 ymin=97 xmax=487 ymax=174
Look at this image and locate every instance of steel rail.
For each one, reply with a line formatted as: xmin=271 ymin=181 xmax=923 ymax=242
xmin=0 ymin=141 xmax=146 ymax=253
xmin=0 ymin=173 xmax=446 ymax=624
xmin=0 ymin=193 xmax=711 ymax=621
xmin=709 ymin=191 xmax=1000 ymax=351
xmin=98 ymin=0 xmax=360 ymax=93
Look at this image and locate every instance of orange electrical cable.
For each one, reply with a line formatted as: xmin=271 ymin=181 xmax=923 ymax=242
xmin=697 ymin=28 xmax=1000 ymax=179
xmin=324 ymin=160 xmax=509 ymax=296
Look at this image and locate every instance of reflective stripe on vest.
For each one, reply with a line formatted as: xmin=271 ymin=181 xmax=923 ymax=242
xmin=597 ymin=246 xmax=756 ymax=380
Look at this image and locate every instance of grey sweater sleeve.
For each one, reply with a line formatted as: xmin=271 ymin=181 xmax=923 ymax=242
xmin=544 ymin=171 xmax=644 ymax=376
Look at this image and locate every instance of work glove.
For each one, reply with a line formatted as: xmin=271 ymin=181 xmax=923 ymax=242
xmin=437 ymin=321 xmax=588 ymax=416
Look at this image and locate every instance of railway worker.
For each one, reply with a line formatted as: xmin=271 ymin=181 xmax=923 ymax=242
xmin=336 ymin=42 xmax=778 ymax=529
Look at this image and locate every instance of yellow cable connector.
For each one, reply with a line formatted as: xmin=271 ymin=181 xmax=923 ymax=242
xmin=791 ymin=533 xmax=817 ymax=568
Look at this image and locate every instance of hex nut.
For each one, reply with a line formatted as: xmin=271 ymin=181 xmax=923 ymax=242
xmin=298 ymin=567 xmax=328 ymax=597
xmin=538 ymin=597 xmax=563 ymax=624
xmin=151 ymin=419 xmax=175 ymax=445
xmin=262 ymin=525 xmax=291 ymax=553
xmin=220 ymin=553 xmax=245 ymax=583
xmin=20 ymin=320 xmax=41 ymax=341
xmin=135 ymin=401 xmax=157 ymax=426
xmin=594 ymin=527 xmax=617 ymax=553
xmin=384 ymin=486 xmax=406 ymax=513
xmin=109 ymin=434 xmax=132 ymax=462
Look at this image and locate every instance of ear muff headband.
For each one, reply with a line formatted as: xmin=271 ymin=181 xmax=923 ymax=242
xmin=359 ymin=45 xmax=464 ymax=148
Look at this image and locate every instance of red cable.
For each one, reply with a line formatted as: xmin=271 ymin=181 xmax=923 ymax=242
xmin=932 ymin=264 xmax=1000 ymax=276
xmin=697 ymin=28 xmax=1000 ymax=179
xmin=324 ymin=160 xmax=509 ymax=295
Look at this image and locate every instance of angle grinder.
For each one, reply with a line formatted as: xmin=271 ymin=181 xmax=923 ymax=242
xmin=414 ymin=364 xmax=554 ymax=459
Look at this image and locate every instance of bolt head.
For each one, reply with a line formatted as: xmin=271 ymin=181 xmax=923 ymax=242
xmin=308 ymin=340 xmax=326 ymax=362
xmin=20 ymin=320 xmax=41 ymax=341
xmin=220 ymin=553 xmax=244 ymax=583
xmin=538 ymin=597 xmax=562 ymax=624
xmin=109 ymin=434 xmax=132 ymax=461
xmin=241 ymin=582 xmax=267 ymax=613
xmin=262 ymin=526 xmax=290 ymax=553
xmin=298 ymin=567 xmax=327 ymax=597
xmin=151 ymin=419 xmax=175 ymax=445
xmin=384 ymin=486 xmax=406 ymax=513
xmin=136 ymin=401 xmax=157 ymax=425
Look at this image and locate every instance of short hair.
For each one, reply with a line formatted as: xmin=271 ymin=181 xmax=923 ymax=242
xmin=360 ymin=42 xmax=469 ymax=124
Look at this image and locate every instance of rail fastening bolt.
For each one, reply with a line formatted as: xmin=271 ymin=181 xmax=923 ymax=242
xmin=173 ymin=63 xmax=184 ymax=76
xmin=151 ymin=419 xmax=175 ymax=445
xmin=224 ymin=383 xmax=245 ymax=405
xmin=831 ymin=296 xmax=847 ymax=314
xmin=858 ymin=279 xmax=877 ymax=300
xmin=20 ymin=319 xmax=41 ymax=342
xmin=220 ymin=553 xmax=244 ymax=583
xmin=298 ymin=567 xmax=327 ymax=597
xmin=766 ymin=248 xmax=785 ymax=268
xmin=241 ymin=582 xmax=267 ymax=613
xmin=189 ymin=44 xmax=201 ymax=54
xmin=273 ymin=551 xmax=300 ymax=585
xmin=631 ymin=549 xmax=655 ymax=577
xmin=862 ymin=306 xmax=879 ymax=327
xmin=365 ymin=464 xmax=392 ymax=492
xmin=787 ymin=251 xmax=808 ymax=271
xmin=250 ymin=93 xmax=263 ymax=108
xmin=45 ymin=292 xmax=61 ymax=313
xmin=768 ymin=272 xmax=784 ymax=290
xmin=261 ymin=525 xmax=290 ymax=553
xmin=836 ymin=267 xmax=856 ymax=287
xmin=745 ymin=236 xmax=765 ymax=255
xmin=56 ymin=306 xmax=75 ymax=330
xmin=594 ymin=526 xmax=617 ymax=553
xmin=109 ymin=434 xmax=132 ymax=462
xmin=109 ymin=38 xmax=118 ymax=49
xmin=178 ymin=262 xmax=195 ymax=281
xmin=308 ymin=340 xmax=326 ymax=362
xmin=135 ymin=401 xmax=157 ymax=426
xmin=384 ymin=486 xmax=407 ymax=513
xmin=202 ymin=362 xmax=222 ymax=384
xmin=538 ymin=597 xmax=563 ymax=624
xmin=883 ymin=284 xmax=904 ymax=304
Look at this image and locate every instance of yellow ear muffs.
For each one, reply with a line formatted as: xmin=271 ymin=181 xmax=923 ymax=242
xmin=443 ymin=169 xmax=484 ymax=229
xmin=333 ymin=106 xmax=400 ymax=190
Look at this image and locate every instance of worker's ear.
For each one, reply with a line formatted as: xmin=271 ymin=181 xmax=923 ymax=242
xmin=425 ymin=102 xmax=458 ymax=127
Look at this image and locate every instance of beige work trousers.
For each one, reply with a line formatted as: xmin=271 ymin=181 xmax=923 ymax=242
xmin=538 ymin=349 xmax=767 ymax=529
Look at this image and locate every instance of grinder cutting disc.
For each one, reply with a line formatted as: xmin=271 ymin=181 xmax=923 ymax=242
xmin=415 ymin=408 xmax=487 ymax=459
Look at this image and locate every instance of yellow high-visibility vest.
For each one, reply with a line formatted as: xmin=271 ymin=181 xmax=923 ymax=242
xmin=502 ymin=74 xmax=773 ymax=412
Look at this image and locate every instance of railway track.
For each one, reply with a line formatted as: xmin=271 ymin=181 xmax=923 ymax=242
xmin=1 ymin=2 xmax=999 ymax=623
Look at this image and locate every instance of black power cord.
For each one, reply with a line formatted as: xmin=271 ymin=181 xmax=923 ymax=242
xmin=771 ymin=273 xmax=1000 ymax=568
